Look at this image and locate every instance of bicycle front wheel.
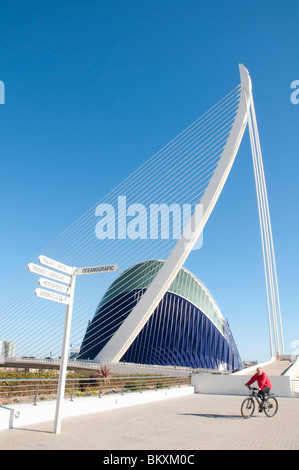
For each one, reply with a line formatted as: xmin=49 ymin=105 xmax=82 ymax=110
xmin=263 ymin=397 xmax=278 ymax=417
xmin=241 ymin=397 xmax=255 ymax=418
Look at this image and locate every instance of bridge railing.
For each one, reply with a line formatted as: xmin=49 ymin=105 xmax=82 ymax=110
xmin=2 ymin=356 xmax=232 ymax=375
xmin=0 ymin=375 xmax=191 ymax=405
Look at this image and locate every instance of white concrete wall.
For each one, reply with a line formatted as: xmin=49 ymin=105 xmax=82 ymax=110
xmin=0 ymin=386 xmax=194 ymax=431
xmin=191 ymin=373 xmax=292 ymax=398
xmin=284 ymin=357 xmax=299 ymax=378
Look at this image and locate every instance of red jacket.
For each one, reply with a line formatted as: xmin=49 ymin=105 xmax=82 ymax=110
xmin=245 ymin=372 xmax=272 ymax=390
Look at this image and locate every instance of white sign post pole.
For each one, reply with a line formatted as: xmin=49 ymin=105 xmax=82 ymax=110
xmin=53 ymin=266 xmax=76 ymax=435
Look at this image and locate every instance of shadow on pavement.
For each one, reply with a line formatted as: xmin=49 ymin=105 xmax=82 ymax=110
xmin=177 ymin=413 xmax=249 ymax=419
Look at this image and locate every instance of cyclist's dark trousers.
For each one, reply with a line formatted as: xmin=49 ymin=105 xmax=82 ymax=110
xmin=259 ymin=386 xmax=270 ymax=401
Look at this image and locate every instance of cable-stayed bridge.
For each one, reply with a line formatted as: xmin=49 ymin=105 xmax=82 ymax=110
xmin=0 ymin=64 xmax=284 ymax=370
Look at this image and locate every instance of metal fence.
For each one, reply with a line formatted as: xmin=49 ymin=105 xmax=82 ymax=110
xmin=0 ymin=375 xmax=191 ymax=405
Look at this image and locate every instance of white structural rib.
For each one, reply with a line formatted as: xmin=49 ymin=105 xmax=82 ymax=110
xmin=243 ymin=81 xmax=284 ymax=357
xmin=96 ymin=65 xmax=250 ymax=363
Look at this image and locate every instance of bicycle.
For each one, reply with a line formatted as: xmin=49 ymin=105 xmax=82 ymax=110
xmin=241 ymin=386 xmax=278 ymax=418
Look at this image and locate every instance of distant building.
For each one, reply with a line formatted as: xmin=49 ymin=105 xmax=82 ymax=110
xmin=3 ymin=340 xmax=15 ymax=358
xmin=242 ymin=360 xmax=258 ymax=369
xmin=0 ymin=340 xmax=4 ymax=360
xmin=79 ymin=260 xmax=242 ymax=371
xmin=69 ymin=349 xmax=79 ymax=360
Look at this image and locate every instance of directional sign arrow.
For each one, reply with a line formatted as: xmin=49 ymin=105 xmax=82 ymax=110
xmin=38 ymin=255 xmax=73 ymax=275
xmin=35 ymin=288 xmax=69 ymax=305
xmin=28 ymin=263 xmax=71 ymax=285
xmin=38 ymin=278 xmax=69 ymax=294
xmin=76 ymin=264 xmax=119 ymax=275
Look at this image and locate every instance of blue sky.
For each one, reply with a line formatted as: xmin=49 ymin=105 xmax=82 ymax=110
xmin=0 ymin=0 xmax=298 ymax=363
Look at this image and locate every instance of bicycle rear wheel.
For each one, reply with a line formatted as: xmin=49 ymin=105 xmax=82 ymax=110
xmin=263 ymin=397 xmax=278 ymax=417
xmin=241 ymin=397 xmax=255 ymax=418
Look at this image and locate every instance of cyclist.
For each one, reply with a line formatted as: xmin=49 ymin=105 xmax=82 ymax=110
xmin=245 ymin=367 xmax=272 ymax=407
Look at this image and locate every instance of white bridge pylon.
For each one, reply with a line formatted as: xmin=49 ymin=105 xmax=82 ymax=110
xmin=96 ymin=64 xmax=284 ymax=363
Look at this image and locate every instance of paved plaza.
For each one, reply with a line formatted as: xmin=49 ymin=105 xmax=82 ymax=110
xmin=0 ymin=393 xmax=298 ymax=451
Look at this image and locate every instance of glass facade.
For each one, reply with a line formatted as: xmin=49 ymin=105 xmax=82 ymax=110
xmin=79 ymin=260 xmax=242 ymax=371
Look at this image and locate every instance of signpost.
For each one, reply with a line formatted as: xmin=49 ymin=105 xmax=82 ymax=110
xmin=28 ymin=255 xmax=118 ymax=434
